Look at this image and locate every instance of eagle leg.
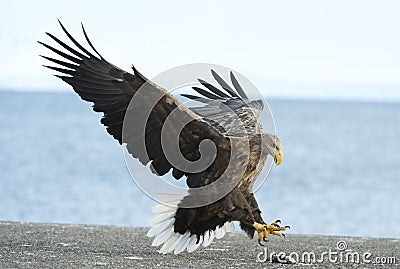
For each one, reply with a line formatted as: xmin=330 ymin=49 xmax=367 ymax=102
xmin=253 ymin=221 xmax=290 ymax=244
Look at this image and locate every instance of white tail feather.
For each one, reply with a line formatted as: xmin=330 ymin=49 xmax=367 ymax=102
xmin=159 ymin=233 xmax=180 ymax=254
xmin=152 ymin=226 xmax=174 ymax=246
xmin=187 ymin=235 xmax=203 ymax=253
xmin=146 ymin=217 xmax=174 ymax=237
xmin=148 ymin=210 xmax=176 ymax=226
xmin=215 ymin=225 xmax=226 ymax=239
xmin=202 ymin=231 xmax=211 ymax=247
xmin=148 ymin=196 xmax=236 ymax=254
xmin=154 ymin=193 xmax=185 ymax=203
xmin=167 ymin=234 xmax=184 ymax=253
xmin=186 ymin=235 xmax=198 ymax=251
xmin=225 ymin=222 xmax=235 ymax=233
xmin=202 ymin=230 xmax=215 ymax=247
xmin=151 ymin=203 xmax=176 ymax=214
xmin=174 ymin=232 xmax=190 ymax=254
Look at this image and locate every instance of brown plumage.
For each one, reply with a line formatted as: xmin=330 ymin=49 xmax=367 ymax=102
xmin=39 ymin=20 xmax=285 ymax=254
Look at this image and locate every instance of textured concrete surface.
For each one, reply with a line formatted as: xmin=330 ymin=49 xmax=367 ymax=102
xmin=0 ymin=221 xmax=399 ymax=268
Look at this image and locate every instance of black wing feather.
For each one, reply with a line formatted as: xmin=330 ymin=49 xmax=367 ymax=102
xmin=45 ymin=32 xmax=89 ymax=60
xmin=42 ymin=65 xmax=75 ymax=76
xmin=230 ymin=71 xmax=248 ymax=99
xmin=81 ymin=22 xmax=105 ymax=60
xmin=211 ymin=69 xmax=239 ymax=98
xmin=192 ymin=86 xmax=221 ymax=100
xmin=57 ymin=19 xmax=97 ymax=59
xmin=40 ymin=55 xmax=79 ymax=70
xmin=198 ymin=79 xmax=230 ymax=98
xmin=37 ymin=41 xmax=81 ymax=64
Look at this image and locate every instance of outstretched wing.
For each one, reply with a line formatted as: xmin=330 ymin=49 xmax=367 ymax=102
xmin=182 ymin=70 xmax=264 ymax=136
xmin=39 ymin=20 xmax=230 ymax=184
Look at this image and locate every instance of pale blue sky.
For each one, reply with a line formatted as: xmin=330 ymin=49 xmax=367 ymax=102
xmin=1 ymin=0 xmax=399 ymax=101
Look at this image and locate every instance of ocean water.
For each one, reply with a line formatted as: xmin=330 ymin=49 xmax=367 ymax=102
xmin=0 ymin=91 xmax=399 ymax=238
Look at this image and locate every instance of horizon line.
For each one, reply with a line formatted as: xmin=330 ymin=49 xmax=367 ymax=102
xmin=1 ymin=87 xmax=399 ymax=105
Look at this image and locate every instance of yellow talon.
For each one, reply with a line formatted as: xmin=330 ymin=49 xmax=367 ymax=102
xmin=253 ymin=222 xmax=265 ymax=231
xmin=253 ymin=220 xmax=290 ymax=245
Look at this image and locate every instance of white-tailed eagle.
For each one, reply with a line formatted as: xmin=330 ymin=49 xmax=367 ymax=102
xmin=39 ymin=20 xmax=289 ymax=254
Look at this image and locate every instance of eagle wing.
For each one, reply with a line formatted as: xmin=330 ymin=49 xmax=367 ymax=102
xmin=39 ymin=20 xmax=230 ymax=185
xmin=182 ymin=70 xmax=264 ymax=137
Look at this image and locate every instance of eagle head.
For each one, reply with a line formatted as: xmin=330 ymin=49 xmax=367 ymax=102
xmin=263 ymin=133 xmax=283 ymax=166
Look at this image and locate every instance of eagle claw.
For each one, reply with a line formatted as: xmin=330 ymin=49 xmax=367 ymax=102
xmin=253 ymin=220 xmax=290 ymax=245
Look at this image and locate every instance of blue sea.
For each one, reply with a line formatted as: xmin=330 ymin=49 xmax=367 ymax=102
xmin=0 ymin=91 xmax=399 ymax=238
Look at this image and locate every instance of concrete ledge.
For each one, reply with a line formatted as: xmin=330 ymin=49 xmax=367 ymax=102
xmin=0 ymin=221 xmax=398 ymax=268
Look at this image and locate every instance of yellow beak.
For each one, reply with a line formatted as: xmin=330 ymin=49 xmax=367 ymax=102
xmin=274 ymin=150 xmax=283 ymax=166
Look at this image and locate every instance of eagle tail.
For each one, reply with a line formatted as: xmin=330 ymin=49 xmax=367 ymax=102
xmin=146 ymin=194 xmax=235 ymax=254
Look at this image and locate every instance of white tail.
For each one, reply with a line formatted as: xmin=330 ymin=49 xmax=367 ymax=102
xmin=147 ymin=194 xmax=235 ymax=254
